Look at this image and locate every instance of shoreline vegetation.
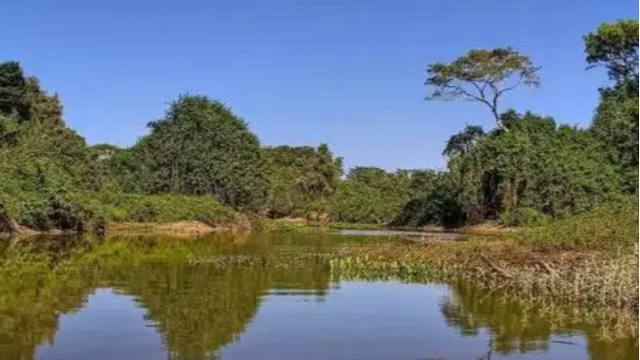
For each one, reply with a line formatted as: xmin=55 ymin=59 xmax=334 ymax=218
xmin=0 ymin=19 xmax=637 ymax=338
xmin=333 ymin=200 xmax=639 ymax=323
xmin=0 ymin=19 xmax=637 ymax=238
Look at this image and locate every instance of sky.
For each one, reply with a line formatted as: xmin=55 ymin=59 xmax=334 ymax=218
xmin=0 ymin=0 xmax=637 ymax=171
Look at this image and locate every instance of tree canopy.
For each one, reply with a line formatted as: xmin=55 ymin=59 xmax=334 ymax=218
xmin=135 ymin=95 xmax=269 ymax=211
xmin=584 ymin=19 xmax=639 ymax=84
xmin=425 ymin=47 xmax=540 ymax=130
xmin=263 ymin=144 xmax=343 ymax=218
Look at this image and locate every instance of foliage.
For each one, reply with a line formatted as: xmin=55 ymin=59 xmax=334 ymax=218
xmin=519 ymin=196 xmax=638 ymax=251
xmin=425 ymin=47 xmax=540 ymax=129
xmin=0 ymin=19 xmax=637 ymax=233
xmin=499 ymin=207 xmax=549 ymax=227
xmin=0 ymin=63 xmax=105 ymax=231
xmin=134 ymin=95 xmax=269 ymax=211
xmin=13 ymin=193 xmax=94 ymax=232
xmin=584 ymin=20 xmax=639 ymax=193
xmin=449 ymin=111 xmax=622 ymax=223
xmin=0 ymin=61 xmax=30 ymax=120
xmin=0 ymin=64 xmax=241 ymax=232
xmin=74 ymin=192 xmax=238 ymax=225
xmin=263 ymin=144 xmax=343 ymax=218
xmin=442 ymin=125 xmax=485 ymax=158
xmin=590 ymin=84 xmax=639 ymax=190
xmin=89 ymin=143 xmax=150 ymax=193
xmin=329 ymin=167 xmax=421 ymax=224
xmin=584 ymin=19 xmax=639 ymax=84
xmin=391 ymin=171 xmax=463 ymax=227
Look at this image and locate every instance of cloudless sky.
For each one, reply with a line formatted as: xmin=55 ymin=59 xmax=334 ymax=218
xmin=1 ymin=0 xmax=637 ymax=170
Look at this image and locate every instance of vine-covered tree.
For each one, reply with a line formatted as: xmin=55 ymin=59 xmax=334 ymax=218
xmin=449 ymin=111 xmax=622 ymax=224
xmin=135 ymin=95 xmax=269 ymax=211
xmin=426 ymin=48 xmax=540 ymax=130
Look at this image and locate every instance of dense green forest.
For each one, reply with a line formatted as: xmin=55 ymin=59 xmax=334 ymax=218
xmin=0 ymin=19 xmax=637 ymax=233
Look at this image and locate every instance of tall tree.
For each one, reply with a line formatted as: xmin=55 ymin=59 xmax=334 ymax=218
xmin=425 ymin=48 xmax=540 ymax=130
xmin=585 ymin=20 xmax=639 ymax=191
xmin=135 ymin=95 xmax=269 ymax=211
xmin=584 ymin=19 xmax=639 ymax=84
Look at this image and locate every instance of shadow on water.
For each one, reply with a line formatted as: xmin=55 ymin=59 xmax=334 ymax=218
xmin=0 ymin=233 xmax=636 ymax=360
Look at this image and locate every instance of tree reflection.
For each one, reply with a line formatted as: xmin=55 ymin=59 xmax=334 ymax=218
xmin=0 ymin=234 xmax=636 ymax=360
xmin=0 ymin=234 xmax=334 ymax=360
xmin=440 ymin=280 xmax=638 ymax=360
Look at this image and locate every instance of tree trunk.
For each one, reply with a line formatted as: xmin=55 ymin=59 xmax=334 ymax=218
xmin=492 ymin=107 xmax=507 ymax=132
xmin=0 ymin=205 xmax=19 ymax=234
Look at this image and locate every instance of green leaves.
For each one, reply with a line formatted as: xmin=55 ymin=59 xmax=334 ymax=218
xmin=135 ymin=95 xmax=269 ymax=211
xmin=449 ymin=111 xmax=623 ymax=222
xmin=330 ymin=168 xmax=432 ymax=224
xmin=0 ymin=61 xmax=29 ymax=120
xmin=585 ymin=20 xmax=639 ymax=192
xmin=443 ymin=125 xmax=486 ymax=158
xmin=584 ymin=19 xmax=639 ymax=84
xmin=263 ymin=144 xmax=343 ymax=218
xmin=426 ymin=47 xmax=540 ymax=129
xmin=591 ymin=84 xmax=639 ymax=191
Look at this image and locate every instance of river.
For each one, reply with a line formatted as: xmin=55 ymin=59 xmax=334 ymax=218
xmin=0 ymin=231 xmax=635 ymax=360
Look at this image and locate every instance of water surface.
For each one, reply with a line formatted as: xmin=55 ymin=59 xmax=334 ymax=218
xmin=0 ymin=232 xmax=635 ymax=360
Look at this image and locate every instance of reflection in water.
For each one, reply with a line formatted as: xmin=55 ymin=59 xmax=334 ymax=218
xmin=0 ymin=233 xmax=636 ymax=360
xmin=440 ymin=280 xmax=638 ymax=360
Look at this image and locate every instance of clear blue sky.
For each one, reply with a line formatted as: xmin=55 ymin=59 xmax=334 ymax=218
xmin=1 ymin=0 xmax=636 ymax=170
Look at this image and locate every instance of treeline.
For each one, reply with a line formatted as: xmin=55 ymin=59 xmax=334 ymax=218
xmin=0 ymin=19 xmax=637 ymax=233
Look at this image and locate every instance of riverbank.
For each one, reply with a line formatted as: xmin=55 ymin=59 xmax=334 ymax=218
xmin=330 ymin=201 xmax=639 ymax=335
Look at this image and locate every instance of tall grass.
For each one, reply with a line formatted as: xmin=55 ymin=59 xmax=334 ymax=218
xmin=518 ymin=196 xmax=638 ymax=251
xmin=329 ymin=199 xmax=639 ymax=334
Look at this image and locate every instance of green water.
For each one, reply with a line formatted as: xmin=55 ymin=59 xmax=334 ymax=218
xmin=0 ymin=232 xmax=636 ymax=360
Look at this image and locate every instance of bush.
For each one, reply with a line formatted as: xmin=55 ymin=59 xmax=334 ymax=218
xmin=519 ymin=197 xmax=638 ymax=251
xmin=14 ymin=194 xmax=93 ymax=232
xmin=134 ymin=95 xmax=269 ymax=211
xmin=501 ymin=207 xmax=549 ymax=227
xmin=263 ymin=144 xmax=342 ymax=218
xmin=449 ymin=111 xmax=623 ymax=222
xmin=74 ymin=192 xmax=239 ymax=226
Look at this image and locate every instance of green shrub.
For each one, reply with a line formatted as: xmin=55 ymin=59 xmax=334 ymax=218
xmin=83 ymin=192 xmax=238 ymax=225
xmin=519 ymin=197 xmax=638 ymax=251
xmin=501 ymin=207 xmax=549 ymax=227
xmin=14 ymin=194 xmax=96 ymax=232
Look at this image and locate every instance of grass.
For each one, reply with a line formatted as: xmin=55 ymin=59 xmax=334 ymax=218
xmin=331 ymin=237 xmax=638 ymax=309
xmin=1 ymin=191 xmax=243 ymax=233
xmin=330 ymin=238 xmax=638 ymax=336
xmin=517 ymin=197 xmax=638 ymax=251
xmin=329 ymin=200 xmax=639 ymax=335
xmin=74 ymin=192 xmax=240 ymax=225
